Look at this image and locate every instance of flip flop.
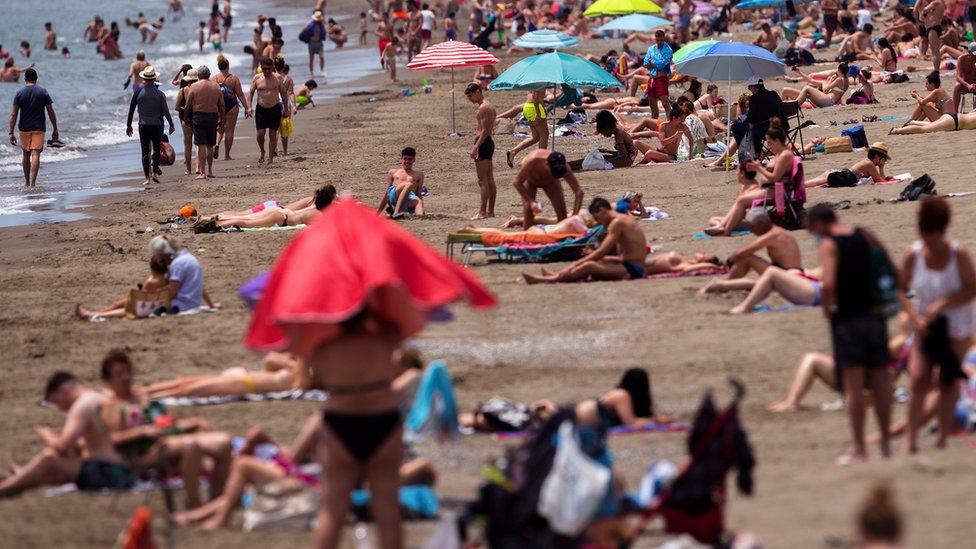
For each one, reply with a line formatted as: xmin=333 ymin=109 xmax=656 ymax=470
xmin=506 ymin=151 xmax=514 ymax=169
xmin=46 ymin=138 xmax=66 ymax=148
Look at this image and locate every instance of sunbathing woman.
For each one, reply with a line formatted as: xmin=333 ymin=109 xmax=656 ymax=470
xmin=727 ymin=265 xmax=823 ymax=314
xmin=704 ymin=122 xmax=796 ymax=236
xmin=867 ymin=38 xmax=902 ymax=83
xmin=766 ymin=316 xmax=912 ymax=412
xmin=469 ymin=211 xmax=594 ymax=235
xmin=645 ymin=251 xmax=723 ymax=275
xmin=781 ymin=63 xmax=850 ymax=107
xmin=804 ymin=142 xmax=890 ymax=188
xmin=210 ymin=184 xmax=335 ymax=229
xmin=889 ymin=107 xmax=976 ymax=133
xmin=208 ymin=194 xmax=315 ymax=219
xmin=905 ymin=71 xmax=955 ymax=123
xmin=143 ymin=352 xmax=307 ymax=398
xmin=75 ymin=257 xmax=169 ymax=320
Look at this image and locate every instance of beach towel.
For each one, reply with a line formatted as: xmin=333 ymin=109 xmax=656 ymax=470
xmin=481 ymin=231 xmax=583 ymax=247
xmin=752 ymin=303 xmax=815 ymax=314
xmin=405 ymin=360 xmax=460 ymax=439
xmin=220 ymin=224 xmax=307 ymax=233
xmin=155 ymin=389 xmax=328 ymax=408
xmin=350 ymin=485 xmax=439 ymax=519
xmin=692 ymin=230 xmax=750 ymax=239
xmin=647 ymin=268 xmax=729 ymax=280
xmin=493 ymin=421 xmax=690 ymax=441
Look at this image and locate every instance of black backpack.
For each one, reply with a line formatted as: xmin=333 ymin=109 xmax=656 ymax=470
xmin=897 ymin=174 xmax=936 ymax=201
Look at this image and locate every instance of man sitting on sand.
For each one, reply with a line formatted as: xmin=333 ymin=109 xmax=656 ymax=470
xmin=0 ymin=372 xmax=136 ymax=497
xmin=377 ymin=147 xmax=425 ymax=217
xmin=804 ymin=142 xmax=891 ymax=187
xmin=523 ymin=197 xmax=648 ymax=284
xmin=513 ymin=149 xmax=584 ymax=228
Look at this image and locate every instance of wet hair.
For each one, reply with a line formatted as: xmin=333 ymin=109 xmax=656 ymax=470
xmin=807 ymin=203 xmax=838 ymax=225
xmin=149 ymin=256 xmax=168 ymax=276
xmin=858 ymin=483 xmax=902 ymax=544
xmin=305 ymin=79 xmax=317 ymax=89
xmin=216 ymin=54 xmax=229 ymax=70
xmin=617 ymin=368 xmax=653 ymax=418
xmin=24 ymin=68 xmax=37 ymax=83
xmin=464 ymin=82 xmax=481 ymax=96
xmin=547 ymin=151 xmax=567 ymax=178
xmin=401 ymin=146 xmax=416 ymax=157
xmin=44 ymin=371 xmax=76 ymax=401
xmin=100 ymin=349 xmax=133 ymax=381
xmin=918 ymin=195 xmax=950 ymax=234
xmin=587 ymin=196 xmax=612 ymax=214
xmin=314 ymin=183 xmax=338 ymax=210
xmin=925 ymin=70 xmax=941 ymax=88
xmin=765 ymin=119 xmax=787 ymax=144
xmin=594 ymin=109 xmax=617 ymax=133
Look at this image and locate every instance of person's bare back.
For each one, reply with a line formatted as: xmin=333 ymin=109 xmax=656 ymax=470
xmin=71 ymin=391 xmax=128 ymax=463
xmin=188 ymin=79 xmax=223 ymax=113
xmin=608 ymin=214 xmax=648 ymax=265
xmin=763 ymin=226 xmax=803 ymax=270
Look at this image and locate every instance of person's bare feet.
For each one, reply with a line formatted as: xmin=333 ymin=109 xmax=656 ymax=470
xmin=206 ymin=172 xmax=214 ymax=178
xmin=698 ymin=279 xmax=718 ymax=295
xmin=184 ymin=169 xmax=192 ymax=176
xmin=765 ymin=400 xmax=799 ymax=412
xmin=151 ymin=176 xmax=160 ymax=184
xmin=729 ymin=304 xmax=749 ymax=315
xmin=142 ymin=178 xmax=152 ymax=186
xmin=470 ymin=212 xmax=488 ymax=220
xmin=902 ymin=440 xmax=918 ymax=454
xmin=522 ymin=272 xmax=548 ymax=285
xmin=194 ymin=174 xmax=207 ymax=180
xmin=74 ymin=304 xmax=92 ymax=320
xmin=835 ymin=450 xmax=868 ymax=466
xmin=703 ymin=226 xmax=725 ymax=236
xmin=540 ymin=267 xmax=556 ymax=276
xmin=257 ymin=155 xmax=265 ymax=164
xmin=224 ymin=155 xmax=233 ymax=160
xmin=502 ymin=215 xmax=519 ymax=228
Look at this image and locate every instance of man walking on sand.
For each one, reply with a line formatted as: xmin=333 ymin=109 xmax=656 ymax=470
xmin=247 ymin=57 xmax=289 ymax=166
xmin=8 ymin=68 xmax=59 ymax=187
xmin=126 ymin=66 xmax=175 ymax=186
xmin=464 ymin=83 xmax=496 ymax=219
xmin=185 ymin=65 xmax=225 ymax=180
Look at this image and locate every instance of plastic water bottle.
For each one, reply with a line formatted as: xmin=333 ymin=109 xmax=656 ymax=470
xmin=676 ymin=139 xmax=690 ymax=162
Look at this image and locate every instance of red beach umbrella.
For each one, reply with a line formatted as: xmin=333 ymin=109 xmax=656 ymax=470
xmin=245 ymin=198 xmax=496 ymax=357
xmin=407 ymin=40 xmax=500 ymax=137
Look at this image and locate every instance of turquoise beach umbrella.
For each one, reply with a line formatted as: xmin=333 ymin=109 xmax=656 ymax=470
xmin=512 ymin=29 xmax=581 ymax=50
xmin=490 ymin=52 xmax=620 ymax=149
xmin=672 ymin=39 xmax=718 ymax=64
xmin=596 ymin=13 xmax=672 ymax=33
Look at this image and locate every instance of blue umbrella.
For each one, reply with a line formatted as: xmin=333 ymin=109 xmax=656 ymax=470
xmin=490 ymin=52 xmax=620 ymax=149
xmin=596 ymin=13 xmax=672 ymax=32
xmin=512 ymin=29 xmax=581 ymax=50
xmin=734 ymin=0 xmax=813 ymax=9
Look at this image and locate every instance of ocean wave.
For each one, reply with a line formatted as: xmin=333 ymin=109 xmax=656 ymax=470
xmin=0 ymin=148 xmax=86 ymax=173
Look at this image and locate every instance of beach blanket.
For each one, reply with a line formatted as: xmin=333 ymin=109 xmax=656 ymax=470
xmin=640 ymin=206 xmax=670 ymax=221
xmin=156 ymin=389 xmax=328 ymax=407
xmin=752 ymin=303 xmax=815 ymax=314
xmin=406 ymin=361 xmax=460 ymax=440
xmin=492 ymin=421 xmax=690 ymax=441
xmin=480 ymin=231 xmax=583 ymax=247
xmin=87 ymin=306 xmax=220 ymax=323
xmin=42 ymin=477 xmax=188 ymax=498
xmin=647 ymin=268 xmax=729 ymax=280
xmin=693 ymin=229 xmax=750 ymax=239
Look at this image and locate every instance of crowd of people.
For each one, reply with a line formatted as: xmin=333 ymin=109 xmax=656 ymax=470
xmin=8 ymin=0 xmax=976 ymax=547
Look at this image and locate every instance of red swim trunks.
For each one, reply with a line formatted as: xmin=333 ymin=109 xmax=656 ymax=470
xmin=646 ymin=75 xmax=670 ymax=99
xmin=378 ymin=38 xmax=391 ymax=57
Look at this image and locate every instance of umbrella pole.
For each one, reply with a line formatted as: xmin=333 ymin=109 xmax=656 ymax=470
xmin=726 ymin=64 xmax=732 ymax=172
xmin=450 ymin=68 xmax=458 ymax=137
xmin=551 ymin=85 xmax=557 ymax=152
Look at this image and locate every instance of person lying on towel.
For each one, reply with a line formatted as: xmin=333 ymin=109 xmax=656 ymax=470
xmin=523 ymin=197 xmax=648 ymax=284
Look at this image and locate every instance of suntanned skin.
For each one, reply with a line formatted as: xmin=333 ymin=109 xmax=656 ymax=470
xmin=645 ymin=251 xmax=721 ymax=275
xmin=466 ymin=87 xmax=497 ymax=219
xmin=246 ymin=64 xmax=289 ymax=165
xmin=523 ymin=205 xmax=648 ymax=284
xmin=214 ymin=67 xmax=251 ymax=160
xmin=953 ymin=51 xmax=976 ymax=111
xmin=376 ymin=154 xmax=426 ymax=216
xmin=185 ymin=75 xmax=226 ymax=179
xmin=512 ymin=149 xmax=584 ymax=229
xmin=126 ymin=57 xmax=149 ymax=89
xmin=699 ymin=219 xmax=806 ymax=296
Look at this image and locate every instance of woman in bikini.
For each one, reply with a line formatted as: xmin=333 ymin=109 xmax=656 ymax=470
xmin=468 ymin=211 xmax=594 ymax=235
xmin=781 ymin=62 xmax=850 ymax=107
xmin=505 ymin=89 xmax=549 ymax=168
xmin=869 ymin=38 xmax=904 ymax=83
xmin=205 ymin=184 xmax=335 ymax=230
xmin=472 ymin=63 xmax=498 ymax=90
xmin=890 ymin=106 xmax=976 ymax=133
xmin=906 ymin=71 xmax=955 ymax=123
xmin=141 ymin=352 xmax=307 ymax=398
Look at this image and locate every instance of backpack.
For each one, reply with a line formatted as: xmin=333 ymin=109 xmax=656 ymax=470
xmin=867 ymin=242 xmax=899 ymax=318
xmin=827 ymin=169 xmax=858 ymax=187
xmin=219 ymin=81 xmax=236 ymax=109
xmin=897 ymin=173 xmax=936 ymax=201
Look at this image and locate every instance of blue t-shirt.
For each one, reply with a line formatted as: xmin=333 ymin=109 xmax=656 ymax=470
xmin=13 ymin=85 xmax=53 ymax=132
xmin=642 ymin=44 xmax=673 ymax=78
xmin=168 ymin=250 xmax=204 ymax=312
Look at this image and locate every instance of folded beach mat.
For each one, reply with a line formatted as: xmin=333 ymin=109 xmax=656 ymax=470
xmin=156 ymin=389 xmax=328 ymax=407
xmin=646 ymin=268 xmax=729 ymax=280
xmin=406 ymin=360 xmax=460 ymax=439
xmin=492 ymin=421 xmax=690 ymax=441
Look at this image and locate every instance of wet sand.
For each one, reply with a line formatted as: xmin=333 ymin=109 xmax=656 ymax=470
xmin=3 ymin=4 xmax=976 ymax=546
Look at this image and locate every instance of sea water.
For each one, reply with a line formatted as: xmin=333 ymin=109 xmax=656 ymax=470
xmin=0 ymin=0 xmax=380 ymax=227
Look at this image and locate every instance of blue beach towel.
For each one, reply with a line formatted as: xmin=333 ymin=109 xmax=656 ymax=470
xmin=405 ymin=360 xmax=459 ymax=438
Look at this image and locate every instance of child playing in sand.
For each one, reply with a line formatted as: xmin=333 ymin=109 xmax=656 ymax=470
xmin=295 ymin=80 xmax=317 ymax=110
xmin=383 ymin=36 xmax=399 ymax=82
xmin=75 ymin=257 xmax=169 ymax=320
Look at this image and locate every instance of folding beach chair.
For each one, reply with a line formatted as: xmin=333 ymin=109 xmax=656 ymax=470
xmin=460 ymin=226 xmax=604 ymax=267
xmin=753 ymin=156 xmax=807 ymax=230
xmin=781 ymin=100 xmax=816 ymax=159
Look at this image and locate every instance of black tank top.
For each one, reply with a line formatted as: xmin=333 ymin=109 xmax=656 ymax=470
xmin=832 ymin=228 xmax=874 ymax=319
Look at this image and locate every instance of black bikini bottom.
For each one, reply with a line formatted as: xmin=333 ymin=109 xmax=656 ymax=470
xmin=322 ymin=410 xmax=401 ymax=463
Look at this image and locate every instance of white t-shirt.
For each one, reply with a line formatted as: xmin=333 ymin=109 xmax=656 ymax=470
xmin=421 ymin=10 xmax=436 ymax=31
xmin=856 ymin=9 xmax=872 ymax=30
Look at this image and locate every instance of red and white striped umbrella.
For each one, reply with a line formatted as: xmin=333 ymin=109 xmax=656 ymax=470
xmin=406 ymin=40 xmax=499 ymax=71
xmin=407 ymin=41 xmax=499 ymax=136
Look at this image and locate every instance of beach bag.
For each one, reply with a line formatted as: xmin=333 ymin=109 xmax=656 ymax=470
xmin=298 ymin=23 xmax=311 ymax=43
xmin=279 ymin=116 xmax=294 ymax=138
xmin=537 ymin=420 xmax=612 ymax=536
xmin=219 ymin=83 xmax=236 ymax=109
xmin=823 ymin=136 xmax=853 ymax=154
xmin=827 ymin=169 xmax=859 ymax=187
xmin=867 ymin=243 xmax=899 ymax=318
xmin=476 ymin=396 xmax=532 ymax=432
xmin=124 ymin=288 xmax=171 ymax=319
xmin=897 ymin=173 xmax=936 ymax=201
xmin=159 ymin=135 xmax=175 ymax=166
xmin=581 ymin=149 xmax=609 ymax=171
xmin=242 ymin=480 xmax=319 ymax=532
xmin=841 ymin=125 xmax=868 ymax=148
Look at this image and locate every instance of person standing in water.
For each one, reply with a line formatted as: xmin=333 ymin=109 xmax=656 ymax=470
xmin=124 ymin=50 xmax=149 ymax=92
xmin=214 ymin=54 xmax=249 ymax=160
xmin=464 ymin=83 xmax=496 ymax=219
xmin=8 ymin=68 xmax=59 ymax=187
xmin=43 ymin=23 xmax=57 ymax=51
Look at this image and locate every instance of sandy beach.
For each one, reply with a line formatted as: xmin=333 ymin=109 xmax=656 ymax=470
xmin=3 ymin=1 xmax=976 ymax=547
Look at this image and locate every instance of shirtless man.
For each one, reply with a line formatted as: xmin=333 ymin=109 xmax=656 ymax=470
xmin=953 ymin=44 xmax=976 ymax=111
xmin=406 ymin=4 xmax=423 ymax=62
xmin=0 ymin=58 xmax=34 ymax=83
xmin=465 ymin=83 xmax=497 ymax=219
xmin=251 ymin=25 xmax=266 ymax=73
xmin=676 ymin=0 xmax=694 ymax=44
xmin=82 ymin=18 xmax=101 ymax=42
xmin=513 ymin=149 xmax=584 ymax=228
xmin=43 ymin=23 xmax=57 ymax=51
xmin=124 ymin=51 xmax=149 ymax=92
xmin=523 ymin=197 xmax=648 ymax=284
xmin=837 ymin=24 xmax=875 ymax=61
xmin=916 ymin=0 xmax=945 ymax=73
xmin=641 ymin=108 xmax=694 ymax=163
xmin=247 ymin=57 xmax=288 ymax=166
xmin=0 ymin=372 xmax=136 ymax=497
xmin=376 ymin=12 xmax=394 ymax=68
xmin=377 ymin=147 xmax=426 ymax=217
xmin=185 ymin=65 xmax=226 ymax=179
xmin=753 ymin=23 xmax=780 ymax=52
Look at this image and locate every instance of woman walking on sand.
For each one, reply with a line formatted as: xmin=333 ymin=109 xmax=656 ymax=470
xmin=899 ymin=196 xmax=976 ymax=453
xmin=214 ymin=54 xmax=249 ymax=160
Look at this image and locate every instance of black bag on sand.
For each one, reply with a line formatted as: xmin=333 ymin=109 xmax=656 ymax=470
xmin=827 ymin=169 xmax=858 ymax=188
xmin=897 ymin=174 xmax=936 ymax=201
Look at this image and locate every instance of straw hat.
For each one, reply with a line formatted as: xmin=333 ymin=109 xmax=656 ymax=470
xmin=182 ymin=68 xmax=199 ymax=82
xmin=139 ymin=66 xmax=158 ymax=80
xmin=868 ymin=142 xmax=890 ymax=159
xmin=312 ymin=11 xmax=324 ymax=21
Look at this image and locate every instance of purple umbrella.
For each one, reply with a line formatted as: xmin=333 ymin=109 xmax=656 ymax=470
xmin=666 ymin=1 xmax=718 ymax=16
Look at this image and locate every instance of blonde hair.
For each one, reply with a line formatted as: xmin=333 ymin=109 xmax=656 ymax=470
xmin=216 ymin=54 xmax=229 ymax=70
